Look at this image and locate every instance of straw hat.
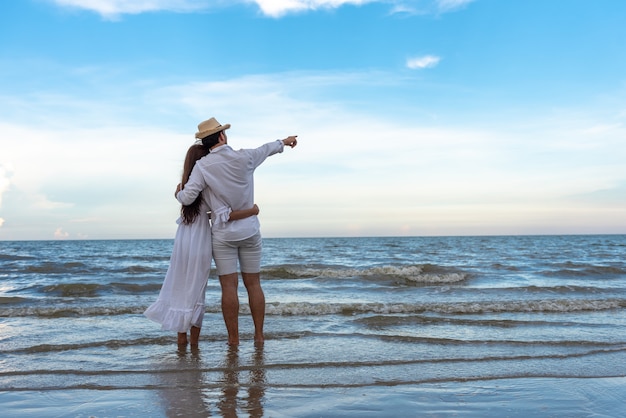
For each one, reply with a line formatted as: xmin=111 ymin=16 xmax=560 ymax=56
xmin=195 ymin=117 xmax=231 ymax=139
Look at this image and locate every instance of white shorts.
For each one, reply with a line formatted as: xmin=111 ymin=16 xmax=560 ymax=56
xmin=212 ymin=233 xmax=262 ymax=275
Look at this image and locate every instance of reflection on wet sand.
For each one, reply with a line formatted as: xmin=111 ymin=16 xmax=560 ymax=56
xmin=247 ymin=346 xmax=267 ymax=418
xmin=157 ymin=344 xmax=267 ymax=417
xmin=157 ymin=346 xmax=210 ymax=418
xmin=218 ymin=345 xmax=267 ymax=418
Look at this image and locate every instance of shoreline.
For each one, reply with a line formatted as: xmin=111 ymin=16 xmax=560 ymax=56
xmin=2 ymin=376 xmax=624 ymax=417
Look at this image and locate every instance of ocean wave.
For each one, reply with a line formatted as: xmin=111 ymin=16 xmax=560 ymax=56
xmin=522 ymin=285 xmax=610 ymax=294
xmin=491 ymin=263 xmax=521 ymax=271
xmin=0 ymin=253 xmax=35 ymax=261
xmin=2 ymin=336 xmax=173 ymax=355
xmin=264 ymin=299 xmax=625 ymax=315
xmin=543 ymin=263 xmax=626 ymax=278
xmin=36 ymin=282 xmax=163 ymax=297
xmin=0 ymin=306 xmax=140 ymax=318
xmin=0 ymin=296 xmax=27 ymax=305
xmin=110 ymin=282 xmax=163 ymax=293
xmin=122 ymin=265 xmax=163 ymax=274
xmin=10 ymin=262 xmax=162 ymax=276
xmin=356 ymin=314 xmax=602 ymax=329
xmin=23 ymin=262 xmax=92 ymax=274
xmin=3 ymin=332 xmax=623 ymax=358
xmin=129 ymin=255 xmax=171 ymax=262
xmin=40 ymin=283 xmax=104 ymax=297
xmin=3 ymin=298 xmax=622 ymax=318
xmin=261 ymin=264 xmax=469 ymax=285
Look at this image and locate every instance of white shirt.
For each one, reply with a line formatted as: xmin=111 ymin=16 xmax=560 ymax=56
xmin=176 ymin=140 xmax=284 ymax=241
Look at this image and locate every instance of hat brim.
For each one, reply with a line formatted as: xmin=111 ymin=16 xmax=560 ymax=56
xmin=195 ymin=123 xmax=230 ymax=139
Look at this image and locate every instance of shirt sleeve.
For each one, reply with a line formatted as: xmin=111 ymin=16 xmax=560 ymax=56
xmin=176 ymin=165 xmax=206 ymax=205
xmin=211 ymin=205 xmax=232 ymax=227
xmin=248 ymin=140 xmax=284 ymax=169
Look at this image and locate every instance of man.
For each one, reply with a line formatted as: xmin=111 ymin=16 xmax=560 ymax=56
xmin=176 ymin=117 xmax=298 ymax=345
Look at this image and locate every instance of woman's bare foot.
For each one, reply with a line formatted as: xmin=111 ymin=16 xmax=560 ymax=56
xmin=190 ymin=326 xmax=201 ymax=346
xmin=177 ymin=332 xmax=188 ymax=346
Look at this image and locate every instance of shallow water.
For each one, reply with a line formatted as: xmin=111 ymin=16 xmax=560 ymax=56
xmin=1 ymin=235 xmax=625 ymax=416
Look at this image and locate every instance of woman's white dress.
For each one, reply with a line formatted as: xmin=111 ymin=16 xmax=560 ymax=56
xmin=144 ymin=200 xmax=212 ymax=333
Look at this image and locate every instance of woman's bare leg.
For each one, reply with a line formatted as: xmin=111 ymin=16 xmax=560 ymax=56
xmin=190 ymin=326 xmax=201 ymax=346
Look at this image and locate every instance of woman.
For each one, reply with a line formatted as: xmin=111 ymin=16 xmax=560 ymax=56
xmin=144 ymin=144 xmax=259 ymax=347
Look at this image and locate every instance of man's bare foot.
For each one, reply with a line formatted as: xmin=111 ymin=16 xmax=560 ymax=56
xmin=177 ymin=332 xmax=188 ymax=346
xmin=190 ymin=326 xmax=201 ymax=346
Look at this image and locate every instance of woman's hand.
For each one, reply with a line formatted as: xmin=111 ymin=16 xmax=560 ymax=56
xmin=228 ymin=204 xmax=260 ymax=221
xmin=175 ymin=183 xmax=182 ymax=198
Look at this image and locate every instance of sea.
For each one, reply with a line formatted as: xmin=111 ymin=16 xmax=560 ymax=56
xmin=1 ymin=235 xmax=625 ymax=417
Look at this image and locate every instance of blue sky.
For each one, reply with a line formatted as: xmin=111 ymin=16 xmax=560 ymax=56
xmin=1 ymin=0 xmax=625 ymax=240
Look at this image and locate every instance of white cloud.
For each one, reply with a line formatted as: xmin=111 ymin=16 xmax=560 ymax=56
xmin=0 ymin=118 xmax=190 ymax=240
xmin=54 ymin=227 xmax=70 ymax=239
xmin=390 ymin=0 xmax=474 ymax=16
xmin=158 ymin=72 xmax=626 ymax=237
xmin=436 ymin=0 xmax=474 ymax=12
xmin=0 ymin=164 xmax=11 ymax=208
xmin=48 ymin=0 xmax=471 ymax=19
xmin=253 ymin=0 xmax=373 ymax=17
xmin=49 ymin=0 xmax=212 ymax=19
xmin=32 ymin=196 xmax=75 ymax=210
xmin=2 ymin=68 xmax=626 ymax=239
xmin=406 ymin=55 xmax=441 ymax=69
xmin=581 ymin=122 xmax=623 ymax=136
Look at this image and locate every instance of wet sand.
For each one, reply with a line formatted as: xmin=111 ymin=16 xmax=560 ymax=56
xmin=2 ymin=375 xmax=624 ymax=417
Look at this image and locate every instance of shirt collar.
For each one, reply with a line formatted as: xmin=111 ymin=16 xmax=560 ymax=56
xmin=211 ymin=144 xmax=231 ymax=153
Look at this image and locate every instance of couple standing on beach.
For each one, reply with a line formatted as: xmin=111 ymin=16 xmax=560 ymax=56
xmin=145 ymin=117 xmax=298 ymax=347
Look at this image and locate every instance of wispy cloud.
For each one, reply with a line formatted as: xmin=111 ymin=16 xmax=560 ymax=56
xmin=2 ymin=63 xmax=625 ymax=238
xmin=581 ymin=123 xmax=623 ymax=136
xmin=48 ymin=0 xmax=472 ymax=19
xmin=390 ymin=0 xmax=474 ymax=16
xmin=253 ymin=0 xmax=374 ymax=18
xmin=0 ymin=164 xmax=11 ymax=208
xmin=406 ymin=55 xmax=441 ymax=69
xmin=49 ymin=0 xmax=212 ymax=19
xmin=436 ymin=0 xmax=474 ymax=12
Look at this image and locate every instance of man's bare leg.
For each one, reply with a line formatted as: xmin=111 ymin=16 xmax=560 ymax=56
xmin=219 ymin=273 xmax=240 ymax=345
xmin=242 ymin=272 xmax=265 ymax=344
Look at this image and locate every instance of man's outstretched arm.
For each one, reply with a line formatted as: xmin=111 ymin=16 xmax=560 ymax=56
xmin=248 ymin=135 xmax=298 ymax=169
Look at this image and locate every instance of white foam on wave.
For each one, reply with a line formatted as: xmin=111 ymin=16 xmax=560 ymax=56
xmin=278 ymin=264 xmax=468 ymax=284
xmin=263 ymin=298 xmax=623 ymax=316
xmin=3 ymin=298 xmax=622 ymax=318
xmin=404 ymin=272 xmax=468 ymax=284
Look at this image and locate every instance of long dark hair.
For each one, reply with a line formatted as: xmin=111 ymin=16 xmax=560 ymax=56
xmin=180 ymin=144 xmax=210 ymax=225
